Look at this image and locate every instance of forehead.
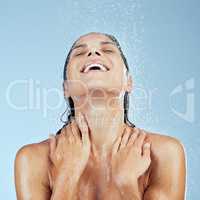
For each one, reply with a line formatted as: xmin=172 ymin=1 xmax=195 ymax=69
xmin=74 ymin=33 xmax=114 ymax=46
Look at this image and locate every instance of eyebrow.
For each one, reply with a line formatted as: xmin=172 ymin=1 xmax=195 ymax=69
xmin=71 ymin=41 xmax=117 ymax=51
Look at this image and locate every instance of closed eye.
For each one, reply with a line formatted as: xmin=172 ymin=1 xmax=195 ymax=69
xmin=74 ymin=49 xmax=114 ymax=56
xmin=75 ymin=52 xmax=86 ymax=56
xmin=102 ymin=49 xmax=114 ymax=53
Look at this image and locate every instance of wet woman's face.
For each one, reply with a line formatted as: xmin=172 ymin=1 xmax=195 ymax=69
xmin=64 ymin=33 xmax=132 ymax=98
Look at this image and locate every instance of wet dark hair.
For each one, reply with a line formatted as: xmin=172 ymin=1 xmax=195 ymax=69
xmin=56 ymin=32 xmax=135 ymax=135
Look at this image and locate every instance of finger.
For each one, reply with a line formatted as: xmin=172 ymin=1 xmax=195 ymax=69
xmin=120 ymin=126 xmax=131 ymax=149
xmin=62 ymin=124 xmax=68 ymax=137
xmin=112 ymin=135 xmax=122 ymax=155
xmin=60 ymin=125 xmax=69 ymax=140
xmin=77 ymin=112 xmax=90 ymax=146
xmin=70 ymin=119 xmax=81 ymax=140
xmin=91 ymin=143 xmax=98 ymax=158
xmin=66 ymin=120 xmax=77 ymax=144
xmin=68 ymin=133 xmax=74 ymax=144
xmin=142 ymin=143 xmax=151 ymax=158
xmin=57 ymin=126 xmax=71 ymax=149
xmin=134 ymin=129 xmax=146 ymax=149
xmin=127 ymin=127 xmax=139 ymax=147
xmin=49 ymin=134 xmax=56 ymax=157
xmin=82 ymin=113 xmax=91 ymax=146
xmin=72 ymin=119 xmax=82 ymax=138
xmin=112 ymin=126 xmax=126 ymax=155
xmin=62 ymin=124 xmax=74 ymax=144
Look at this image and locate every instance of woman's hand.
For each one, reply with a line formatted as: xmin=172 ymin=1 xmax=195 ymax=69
xmin=48 ymin=112 xmax=91 ymax=194
xmin=111 ymin=126 xmax=151 ymax=188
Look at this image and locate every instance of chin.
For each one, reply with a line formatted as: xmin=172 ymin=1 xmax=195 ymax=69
xmin=68 ymin=78 xmax=123 ymax=97
xmin=86 ymin=82 xmax=123 ymax=96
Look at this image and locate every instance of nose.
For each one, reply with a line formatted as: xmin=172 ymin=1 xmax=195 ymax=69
xmin=87 ymin=50 xmax=101 ymax=57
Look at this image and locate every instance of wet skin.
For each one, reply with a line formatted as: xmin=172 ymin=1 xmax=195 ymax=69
xmin=14 ymin=123 xmax=186 ymax=200
xmin=15 ymin=32 xmax=186 ymax=200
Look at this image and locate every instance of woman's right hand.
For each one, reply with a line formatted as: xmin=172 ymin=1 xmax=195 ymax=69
xmin=48 ymin=112 xmax=91 ymax=190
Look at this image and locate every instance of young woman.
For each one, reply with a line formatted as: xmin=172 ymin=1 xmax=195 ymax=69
xmin=15 ymin=32 xmax=186 ymax=200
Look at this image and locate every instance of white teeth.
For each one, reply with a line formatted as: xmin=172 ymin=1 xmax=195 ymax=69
xmin=83 ymin=63 xmax=107 ymax=73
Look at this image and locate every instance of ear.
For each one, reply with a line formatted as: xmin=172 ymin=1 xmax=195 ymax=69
xmin=126 ymin=74 xmax=133 ymax=93
xmin=63 ymin=80 xmax=70 ymax=98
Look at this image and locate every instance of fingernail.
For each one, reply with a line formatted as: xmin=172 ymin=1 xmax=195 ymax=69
xmin=144 ymin=143 xmax=150 ymax=148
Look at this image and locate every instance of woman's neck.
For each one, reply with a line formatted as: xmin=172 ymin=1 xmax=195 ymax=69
xmin=73 ymin=90 xmax=126 ymax=159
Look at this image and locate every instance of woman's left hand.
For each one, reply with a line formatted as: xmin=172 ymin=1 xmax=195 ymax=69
xmin=110 ymin=126 xmax=151 ymax=188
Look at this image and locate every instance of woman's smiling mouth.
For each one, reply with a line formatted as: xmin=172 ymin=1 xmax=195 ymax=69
xmin=80 ymin=63 xmax=110 ymax=73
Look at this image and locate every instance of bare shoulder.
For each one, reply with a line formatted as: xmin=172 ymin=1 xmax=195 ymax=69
xmin=14 ymin=138 xmax=51 ymax=186
xmin=15 ymin=138 xmax=50 ymax=165
xmin=142 ymin=129 xmax=186 ymax=161
xmin=14 ymin=138 xmax=53 ymax=199
xmin=15 ymin=126 xmax=68 ymax=169
xmin=137 ymin=128 xmax=186 ymax=199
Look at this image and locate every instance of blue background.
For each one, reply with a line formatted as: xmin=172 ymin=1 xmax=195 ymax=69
xmin=1 ymin=0 xmax=199 ymax=199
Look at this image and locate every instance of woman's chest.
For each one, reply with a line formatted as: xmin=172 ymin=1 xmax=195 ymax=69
xmin=76 ymin=160 xmax=150 ymax=200
xmin=77 ymin=160 xmax=110 ymax=200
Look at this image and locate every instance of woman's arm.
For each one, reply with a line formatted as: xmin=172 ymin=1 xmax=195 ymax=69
xmin=143 ymin=137 xmax=186 ymax=200
xmin=15 ymin=112 xmax=91 ymax=200
xmin=102 ymin=127 xmax=151 ymax=200
xmin=102 ymin=131 xmax=186 ymax=200
xmin=48 ymin=113 xmax=91 ymax=199
xmin=14 ymin=143 xmax=80 ymax=200
xmin=49 ymin=174 xmax=79 ymax=200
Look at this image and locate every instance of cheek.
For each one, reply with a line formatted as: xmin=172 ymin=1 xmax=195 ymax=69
xmin=66 ymin=61 xmax=81 ymax=80
xmin=112 ymin=59 xmax=125 ymax=77
xmin=110 ymin=61 xmax=127 ymax=89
